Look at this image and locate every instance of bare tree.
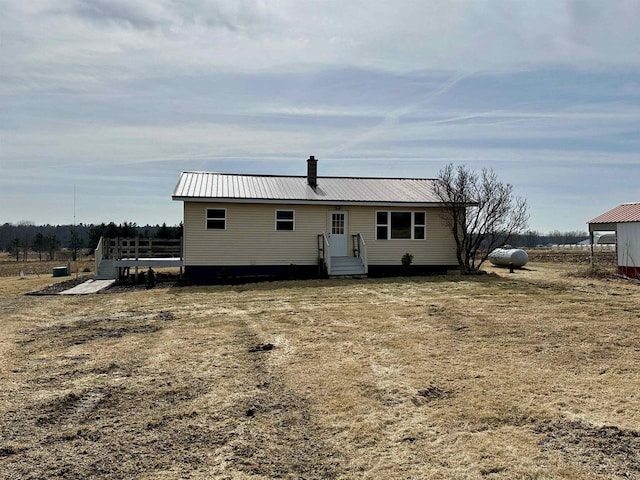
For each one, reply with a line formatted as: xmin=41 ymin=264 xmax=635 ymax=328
xmin=69 ymin=228 xmax=83 ymax=261
xmin=45 ymin=234 xmax=60 ymax=261
xmin=9 ymin=238 xmax=20 ymax=262
xmin=32 ymin=233 xmax=46 ymax=261
xmin=434 ymin=163 xmax=529 ymax=273
xmin=17 ymin=220 xmax=35 ymax=262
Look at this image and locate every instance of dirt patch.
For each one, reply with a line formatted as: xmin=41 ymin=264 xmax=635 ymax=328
xmin=103 ymin=273 xmax=180 ymax=293
xmin=229 ymin=379 xmax=342 ymax=478
xmin=248 ymin=343 xmax=275 ymax=353
xmin=65 ymin=324 xmax=160 ymax=346
xmin=19 ymin=317 xmax=161 ymax=349
xmin=222 ymin=325 xmax=342 ymax=479
xmin=155 ymin=310 xmax=176 ymax=321
xmin=534 ymin=419 xmax=640 ymax=478
xmin=1 ymin=377 xmax=215 ymax=478
xmin=36 ymin=387 xmax=116 ymax=426
xmin=0 ymin=446 xmax=21 ymax=457
xmin=413 ymin=385 xmax=452 ymax=404
xmin=25 ymin=277 xmax=91 ymax=295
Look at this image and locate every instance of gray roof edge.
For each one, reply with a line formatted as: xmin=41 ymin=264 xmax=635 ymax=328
xmin=171 ymin=196 xmax=445 ymax=207
xmin=177 ymin=171 xmax=438 ymax=181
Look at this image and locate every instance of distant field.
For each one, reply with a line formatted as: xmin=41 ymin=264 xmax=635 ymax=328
xmin=0 ymin=253 xmax=94 ymax=278
xmin=526 ymin=248 xmax=616 ymax=266
xmin=0 ymin=258 xmax=638 ymax=479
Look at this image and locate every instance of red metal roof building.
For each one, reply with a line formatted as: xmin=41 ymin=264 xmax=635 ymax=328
xmin=588 ymin=203 xmax=640 ymax=278
xmin=588 ymin=202 xmax=640 ymax=228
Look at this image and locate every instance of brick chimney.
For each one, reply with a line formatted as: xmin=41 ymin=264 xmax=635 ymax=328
xmin=307 ymin=155 xmax=318 ymax=188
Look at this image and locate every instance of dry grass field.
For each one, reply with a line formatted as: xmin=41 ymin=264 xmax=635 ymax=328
xmin=0 ymin=255 xmax=638 ymax=479
xmin=0 ymin=254 xmax=94 ymax=278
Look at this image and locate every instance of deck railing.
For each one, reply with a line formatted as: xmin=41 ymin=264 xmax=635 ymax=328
xmin=95 ymin=236 xmax=105 ymax=274
xmin=103 ymin=237 xmax=183 ymax=260
xmin=357 ymin=233 xmax=368 ymax=274
xmin=317 ymin=233 xmax=331 ymax=276
xmin=352 ymin=233 xmax=368 ymax=274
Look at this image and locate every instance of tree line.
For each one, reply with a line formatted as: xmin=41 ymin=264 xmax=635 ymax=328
xmin=0 ymin=222 xmax=183 ymax=262
xmin=511 ymin=230 xmax=589 ymax=248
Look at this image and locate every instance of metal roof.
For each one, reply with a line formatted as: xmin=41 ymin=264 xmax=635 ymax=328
xmin=172 ymin=171 xmax=444 ymax=205
xmin=588 ymin=202 xmax=640 ymax=225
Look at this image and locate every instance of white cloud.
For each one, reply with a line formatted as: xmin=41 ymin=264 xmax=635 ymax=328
xmin=2 ymin=0 xmax=640 ymax=95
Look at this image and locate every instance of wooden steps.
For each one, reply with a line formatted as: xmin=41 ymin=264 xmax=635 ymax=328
xmin=330 ymin=256 xmax=366 ymax=277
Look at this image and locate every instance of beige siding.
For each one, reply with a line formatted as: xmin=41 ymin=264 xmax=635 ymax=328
xmin=184 ymin=202 xmax=327 ymax=266
xmin=350 ymin=207 xmax=458 ymax=266
xmin=183 ymin=202 xmax=457 ymax=266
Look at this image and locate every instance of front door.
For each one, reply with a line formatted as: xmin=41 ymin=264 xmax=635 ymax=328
xmin=329 ymin=211 xmax=348 ymax=256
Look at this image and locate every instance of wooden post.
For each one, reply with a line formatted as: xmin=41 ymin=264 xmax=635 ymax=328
xmin=116 ymin=237 xmax=121 ymax=279
xmin=589 ymin=230 xmax=595 ymax=270
xmin=134 ymin=237 xmax=139 ymax=282
xmin=179 ymin=236 xmax=184 ymax=278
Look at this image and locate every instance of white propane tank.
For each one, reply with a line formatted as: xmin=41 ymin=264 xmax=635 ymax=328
xmin=488 ymin=245 xmax=528 ymax=268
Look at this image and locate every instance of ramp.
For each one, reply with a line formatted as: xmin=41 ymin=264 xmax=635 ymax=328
xmin=60 ymin=279 xmax=116 ymax=295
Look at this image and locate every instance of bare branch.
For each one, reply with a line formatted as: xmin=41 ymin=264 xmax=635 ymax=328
xmin=435 ymin=163 xmax=529 ymax=273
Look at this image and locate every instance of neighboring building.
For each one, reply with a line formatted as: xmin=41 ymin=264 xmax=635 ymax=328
xmin=588 ymin=202 xmax=640 ymax=278
xmin=171 ymin=156 xmax=460 ymax=280
xmin=577 ymin=233 xmax=616 ymax=246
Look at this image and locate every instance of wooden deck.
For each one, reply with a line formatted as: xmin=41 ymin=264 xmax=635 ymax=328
xmin=95 ymin=237 xmax=183 ymax=280
xmin=115 ymin=257 xmax=184 ymax=268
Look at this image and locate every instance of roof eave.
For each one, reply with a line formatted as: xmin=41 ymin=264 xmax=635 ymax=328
xmin=172 ymin=196 xmax=447 ymax=207
xmin=588 ymin=222 xmax=618 ymax=231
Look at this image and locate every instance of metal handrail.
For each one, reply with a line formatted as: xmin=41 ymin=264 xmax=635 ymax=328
xmin=357 ymin=233 xmax=368 ymax=274
xmin=351 ymin=234 xmax=359 ymax=257
xmin=317 ymin=233 xmax=331 ymax=275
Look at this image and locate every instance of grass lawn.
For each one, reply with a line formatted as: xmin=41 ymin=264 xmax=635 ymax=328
xmin=0 ymin=260 xmax=638 ymax=479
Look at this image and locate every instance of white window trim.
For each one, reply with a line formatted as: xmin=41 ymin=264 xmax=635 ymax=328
xmin=375 ymin=210 xmax=427 ymax=240
xmin=275 ymin=209 xmax=295 ymax=231
xmin=376 ymin=211 xmax=389 ymax=240
xmin=205 ymin=208 xmax=227 ymax=230
xmin=413 ymin=211 xmax=426 ymax=240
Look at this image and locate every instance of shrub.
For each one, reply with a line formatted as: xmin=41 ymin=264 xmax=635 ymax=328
xmin=146 ymin=268 xmax=156 ymax=289
xmin=401 ymin=252 xmax=413 ymax=276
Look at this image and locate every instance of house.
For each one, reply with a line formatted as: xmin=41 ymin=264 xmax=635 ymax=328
xmin=171 ymin=156 xmax=459 ymax=280
xmin=588 ymin=202 xmax=640 ymax=278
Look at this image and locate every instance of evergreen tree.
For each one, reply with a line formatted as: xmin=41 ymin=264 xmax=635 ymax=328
xmin=32 ymin=233 xmax=46 ymax=261
xmin=9 ymin=238 xmax=20 ymax=262
xmin=45 ymin=234 xmax=61 ymax=261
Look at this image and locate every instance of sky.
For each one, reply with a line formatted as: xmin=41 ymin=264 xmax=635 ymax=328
xmin=1 ymin=0 xmax=639 ymax=233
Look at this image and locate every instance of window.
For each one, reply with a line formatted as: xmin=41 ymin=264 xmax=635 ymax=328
xmin=391 ymin=212 xmax=412 ymax=239
xmin=206 ymin=208 xmax=226 ymax=229
xmin=276 ymin=210 xmax=295 ymax=231
xmin=376 ymin=211 xmax=388 ymax=239
xmin=331 ymin=212 xmax=345 ymax=235
xmin=376 ymin=211 xmax=426 ymax=240
xmin=414 ymin=212 xmax=426 ymax=240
